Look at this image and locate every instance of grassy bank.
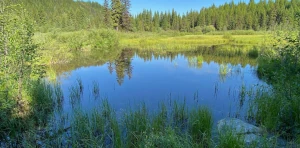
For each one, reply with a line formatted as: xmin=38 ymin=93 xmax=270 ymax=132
xmin=33 ymin=29 xmax=119 ymax=65
xmin=248 ymin=32 xmax=300 ymax=142
xmin=2 ymin=79 xmax=298 ymax=147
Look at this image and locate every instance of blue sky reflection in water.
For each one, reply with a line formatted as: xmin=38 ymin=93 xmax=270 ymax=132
xmin=57 ymin=52 xmax=266 ymax=122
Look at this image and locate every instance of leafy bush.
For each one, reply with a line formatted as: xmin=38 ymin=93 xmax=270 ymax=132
xmin=202 ymin=25 xmax=216 ymax=34
xmin=89 ymin=29 xmax=119 ymax=50
xmin=251 ymin=32 xmax=300 ymax=139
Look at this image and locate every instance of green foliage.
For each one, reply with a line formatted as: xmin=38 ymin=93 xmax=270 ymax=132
xmin=251 ymin=32 xmax=300 ymax=139
xmin=223 ymin=33 xmax=234 ymax=42
xmin=202 ymin=25 xmax=216 ymax=34
xmin=8 ymin=0 xmax=105 ymax=32
xmin=111 ymin=0 xmax=122 ymax=30
xmin=188 ymin=107 xmax=213 ymax=147
xmin=247 ymin=47 xmax=259 ymax=58
xmin=133 ymin=0 xmax=300 ymax=32
xmin=0 ymin=3 xmax=39 ymax=101
xmin=89 ymin=29 xmax=119 ymax=50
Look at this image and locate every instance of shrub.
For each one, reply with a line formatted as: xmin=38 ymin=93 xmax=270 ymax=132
xmin=202 ymin=25 xmax=216 ymax=34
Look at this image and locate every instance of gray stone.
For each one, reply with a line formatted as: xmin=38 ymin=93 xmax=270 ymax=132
xmin=217 ymin=118 xmax=265 ymax=146
xmin=217 ymin=118 xmax=263 ymax=135
xmin=243 ymin=133 xmax=263 ymax=145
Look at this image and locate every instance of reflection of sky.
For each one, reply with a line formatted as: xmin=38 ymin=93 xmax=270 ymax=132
xmin=58 ymin=53 xmax=267 ymax=123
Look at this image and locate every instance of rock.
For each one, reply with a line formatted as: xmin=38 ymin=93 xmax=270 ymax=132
xmin=217 ymin=118 xmax=264 ymax=145
xmin=243 ymin=134 xmax=263 ymax=145
xmin=217 ymin=118 xmax=263 ymax=135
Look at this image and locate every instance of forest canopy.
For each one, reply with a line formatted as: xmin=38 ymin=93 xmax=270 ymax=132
xmin=6 ymin=0 xmax=300 ymax=32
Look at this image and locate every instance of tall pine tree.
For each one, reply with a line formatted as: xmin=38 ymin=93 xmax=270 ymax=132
xmin=111 ymin=0 xmax=122 ymax=30
xmin=120 ymin=0 xmax=131 ymax=31
xmin=103 ymin=0 xmax=112 ymax=27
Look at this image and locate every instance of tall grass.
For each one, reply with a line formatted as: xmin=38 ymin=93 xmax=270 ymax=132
xmin=217 ymin=129 xmax=245 ymax=148
xmin=28 ymin=80 xmax=55 ymax=126
xmin=152 ymin=103 xmax=168 ymax=133
xmin=0 ymin=79 xmax=58 ymax=146
xmin=119 ymin=31 xmax=273 ymax=50
xmin=124 ymin=103 xmax=149 ymax=147
xmin=172 ymin=100 xmax=188 ymax=131
xmin=188 ymin=107 xmax=213 ymax=147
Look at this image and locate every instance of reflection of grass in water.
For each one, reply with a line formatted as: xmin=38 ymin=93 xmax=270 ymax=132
xmin=92 ymin=81 xmax=100 ymax=99
xmin=53 ymin=82 xmax=63 ymax=108
xmin=69 ymin=84 xmax=81 ymax=106
xmin=76 ymin=78 xmax=83 ymax=94
xmin=197 ymin=55 xmax=203 ymax=64
xmin=188 ymin=57 xmax=197 ymax=68
xmin=239 ymin=84 xmax=246 ymax=108
xmin=219 ymin=63 xmax=231 ymax=81
xmin=188 ymin=56 xmax=204 ymax=69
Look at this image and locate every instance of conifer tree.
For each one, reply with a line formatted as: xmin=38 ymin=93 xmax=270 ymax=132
xmin=104 ymin=0 xmax=112 ymax=27
xmin=121 ymin=0 xmax=131 ymax=31
xmin=111 ymin=0 xmax=122 ymax=30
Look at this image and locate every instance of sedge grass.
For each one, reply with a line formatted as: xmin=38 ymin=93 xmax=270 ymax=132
xmin=217 ymin=129 xmax=245 ymax=148
xmin=188 ymin=107 xmax=213 ymax=147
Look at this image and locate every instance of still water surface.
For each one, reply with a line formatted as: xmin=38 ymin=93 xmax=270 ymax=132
xmin=55 ymin=49 xmax=266 ymax=122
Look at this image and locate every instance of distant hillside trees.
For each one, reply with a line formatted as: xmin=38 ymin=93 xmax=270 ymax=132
xmin=133 ymin=0 xmax=300 ymax=32
xmin=5 ymin=0 xmax=300 ymax=32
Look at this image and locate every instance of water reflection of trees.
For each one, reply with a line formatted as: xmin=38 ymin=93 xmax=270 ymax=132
xmin=112 ymin=49 xmax=134 ymax=85
xmin=51 ymin=45 xmax=258 ymax=85
xmin=135 ymin=45 xmax=257 ymax=67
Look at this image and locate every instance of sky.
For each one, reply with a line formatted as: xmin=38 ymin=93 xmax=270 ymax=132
xmin=90 ymin=0 xmax=259 ymax=15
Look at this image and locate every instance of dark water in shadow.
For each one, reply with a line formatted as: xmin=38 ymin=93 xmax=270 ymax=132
xmin=53 ymin=46 xmax=266 ymax=122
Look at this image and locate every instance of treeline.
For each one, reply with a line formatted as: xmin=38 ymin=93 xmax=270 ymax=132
xmin=6 ymin=0 xmax=300 ymax=33
xmin=8 ymin=0 xmax=106 ymax=32
xmin=133 ymin=0 xmax=300 ymax=32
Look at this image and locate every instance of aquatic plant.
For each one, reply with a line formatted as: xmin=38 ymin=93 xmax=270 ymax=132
xmin=124 ymin=103 xmax=149 ymax=147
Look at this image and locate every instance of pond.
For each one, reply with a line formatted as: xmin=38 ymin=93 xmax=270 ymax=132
xmin=52 ymin=45 xmax=266 ymax=123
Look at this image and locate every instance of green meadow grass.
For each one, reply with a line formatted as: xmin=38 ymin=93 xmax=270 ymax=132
xmin=119 ymin=32 xmax=273 ymax=50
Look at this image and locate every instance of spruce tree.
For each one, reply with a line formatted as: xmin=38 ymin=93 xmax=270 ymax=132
xmin=121 ymin=0 xmax=131 ymax=31
xmin=111 ymin=0 xmax=122 ymax=30
xmin=104 ymin=0 xmax=112 ymax=27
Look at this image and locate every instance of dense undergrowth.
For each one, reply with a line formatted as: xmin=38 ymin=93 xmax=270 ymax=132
xmin=249 ymin=32 xmax=300 ymax=141
xmin=33 ymin=29 xmax=119 ymax=65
